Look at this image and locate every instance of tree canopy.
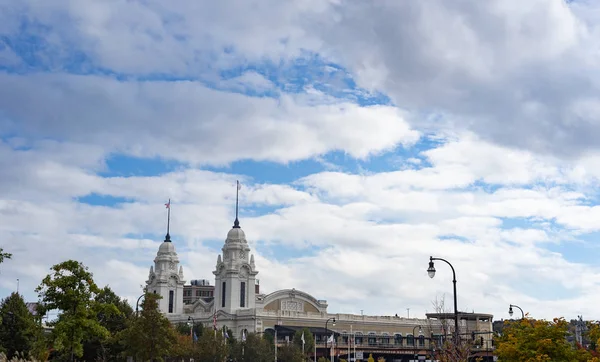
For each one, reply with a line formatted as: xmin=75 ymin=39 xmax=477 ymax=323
xmin=0 ymin=248 xmax=11 ymax=265
xmin=0 ymin=292 xmax=39 ymax=359
xmin=118 ymin=292 xmax=177 ymax=361
xmin=496 ymin=317 xmax=597 ymax=362
xmin=35 ymin=260 xmax=117 ymax=360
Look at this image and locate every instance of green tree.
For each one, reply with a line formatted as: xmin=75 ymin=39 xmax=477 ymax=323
xmin=0 ymin=292 xmax=40 ymax=359
xmin=35 ymin=260 xmax=116 ymax=361
xmin=230 ymin=332 xmax=273 ymax=361
xmin=0 ymin=248 xmax=11 ymax=264
xmin=496 ymin=317 xmax=595 ymax=362
xmin=278 ymin=344 xmax=304 ymax=362
xmin=292 ymin=328 xmax=315 ymax=357
xmin=82 ymin=286 xmax=133 ymax=361
xmin=193 ymin=328 xmax=229 ymax=361
xmin=118 ymin=293 xmax=177 ymax=361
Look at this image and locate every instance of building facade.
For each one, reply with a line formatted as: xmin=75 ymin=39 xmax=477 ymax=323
xmin=145 ymin=216 xmax=495 ymax=360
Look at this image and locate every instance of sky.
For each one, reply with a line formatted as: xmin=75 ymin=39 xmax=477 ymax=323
xmin=2 ymin=0 xmax=600 ymax=321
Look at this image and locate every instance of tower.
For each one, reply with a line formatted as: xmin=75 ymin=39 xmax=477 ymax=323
xmin=213 ymin=181 xmax=258 ymax=314
xmin=147 ymin=200 xmax=185 ymax=314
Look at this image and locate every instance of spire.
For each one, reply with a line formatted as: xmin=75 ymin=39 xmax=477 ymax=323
xmin=233 ymin=181 xmax=241 ymax=228
xmin=164 ymin=199 xmax=171 ymax=242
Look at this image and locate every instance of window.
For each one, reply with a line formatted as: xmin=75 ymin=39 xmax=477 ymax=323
xmin=407 ymin=334 xmax=414 ymax=346
xmin=168 ymin=290 xmax=174 ymax=313
xmin=355 ymin=333 xmax=363 ymax=345
xmin=221 ymin=282 xmax=226 ymax=307
xmin=419 ymin=335 xmax=425 ymax=346
xmin=240 ymin=281 xmax=246 ymax=307
xmin=394 ymin=334 xmax=402 ymax=345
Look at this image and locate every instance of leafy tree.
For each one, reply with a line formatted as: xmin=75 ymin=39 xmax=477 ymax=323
xmin=277 ymin=344 xmax=304 ymax=362
xmin=292 ymin=327 xmax=314 ymax=357
xmin=0 ymin=248 xmax=11 ymax=264
xmin=496 ymin=317 xmax=596 ymax=362
xmin=81 ymin=286 xmax=133 ymax=361
xmin=35 ymin=260 xmax=116 ymax=361
xmin=317 ymin=357 xmax=330 ymax=362
xmin=170 ymin=333 xmax=195 ymax=360
xmin=174 ymin=321 xmax=203 ymax=338
xmin=230 ymin=332 xmax=273 ymax=362
xmin=0 ymin=292 xmax=39 ymax=359
xmin=193 ymin=328 xmax=229 ymax=361
xmin=118 ymin=293 xmax=177 ymax=361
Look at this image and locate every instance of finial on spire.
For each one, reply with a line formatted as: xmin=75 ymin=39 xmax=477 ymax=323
xmin=164 ymin=199 xmax=171 ymax=242
xmin=233 ymin=181 xmax=241 ymax=228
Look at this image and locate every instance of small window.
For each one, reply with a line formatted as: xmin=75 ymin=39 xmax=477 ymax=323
xmin=221 ymin=282 xmax=226 ymax=308
xmin=240 ymin=281 xmax=246 ymax=307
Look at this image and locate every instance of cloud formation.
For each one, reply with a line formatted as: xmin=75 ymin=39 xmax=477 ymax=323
xmin=2 ymin=0 xmax=600 ymax=321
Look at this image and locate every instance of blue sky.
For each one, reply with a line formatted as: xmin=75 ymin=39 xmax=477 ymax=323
xmin=2 ymin=0 xmax=600 ymax=320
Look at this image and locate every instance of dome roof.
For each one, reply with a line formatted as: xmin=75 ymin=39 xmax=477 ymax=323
xmin=226 ymin=227 xmax=246 ymax=243
xmin=158 ymin=241 xmax=176 ymax=254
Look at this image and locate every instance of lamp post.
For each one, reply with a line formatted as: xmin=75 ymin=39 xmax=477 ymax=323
xmin=428 ymin=256 xmax=459 ymax=340
xmin=508 ymin=304 xmax=524 ymax=319
xmin=325 ymin=317 xmax=336 ymax=361
xmin=135 ymin=293 xmax=145 ymax=317
xmin=188 ymin=316 xmax=196 ymax=343
xmin=413 ymin=325 xmax=422 ymax=359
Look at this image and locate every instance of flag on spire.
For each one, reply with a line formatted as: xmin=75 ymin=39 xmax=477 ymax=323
xmin=301 ymin=331 xmax=305 ymax=345
xmin=165 ymin=199 xmax=170 ymax=208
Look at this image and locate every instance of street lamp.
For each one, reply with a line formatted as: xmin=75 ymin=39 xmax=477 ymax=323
xmin=188 ymin=316 xmax=196 ymax=343
xmin=325 ymin=317 xmax=336 ymax=360
xmin=413 ymin=325 xmax=422 ymax=360
xmin=135 ymin=293 xmax=145 ymax=317
xmin=508 ymin=304 xmax=524 ymax=319
xmin=412 ymin=325 xmax=422 ymax=346
xmin=428 ymin=256 xmax=459 ymax=340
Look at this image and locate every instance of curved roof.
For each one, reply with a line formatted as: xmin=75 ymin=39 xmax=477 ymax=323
xmin=262 ymin=288 xmax=327 ymax=310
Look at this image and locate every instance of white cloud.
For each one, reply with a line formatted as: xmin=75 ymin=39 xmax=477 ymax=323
xmin=0 ymin=73 xmax=418 ymax=165
xmin=5 ymin=0 xmax=600 ymax=323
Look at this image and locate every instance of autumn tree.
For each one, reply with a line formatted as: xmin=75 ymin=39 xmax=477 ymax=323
xmin=496 ymin=317 xmax=596 ymax=362
xmin=292 ymin=327 xmax=315 ymax=357
xmin=0 ymin=292 xmax=40 ymax=359
xmin=36 ymin=260 xmax=117 ymax=361
xmin=118 ymin=293 xmax=177 ymax=361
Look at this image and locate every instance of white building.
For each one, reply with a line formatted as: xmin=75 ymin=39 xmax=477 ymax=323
xmin=145 ymin=214 xmax=494 ymax=360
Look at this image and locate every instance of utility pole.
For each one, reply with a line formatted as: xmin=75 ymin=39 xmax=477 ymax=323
xmin=407 ymin=308 xmax=410 ymax=318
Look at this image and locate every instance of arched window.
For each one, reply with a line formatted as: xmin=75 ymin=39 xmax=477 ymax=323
xmin=419 ymin=334 xmax=425 ymax=346
xmin=394 ymin=333 xmax=403 ymax=345
xmin=355 ymin=332 xmax=363 ymax=345
xmin=368 ymin=332 xmax=376 ymax=346
xmin=407 ymin=334 xmax=415 ymax=346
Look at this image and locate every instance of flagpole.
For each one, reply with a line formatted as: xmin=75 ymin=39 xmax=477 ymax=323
xmin=234 ymin=181 xmax=241 ymax=228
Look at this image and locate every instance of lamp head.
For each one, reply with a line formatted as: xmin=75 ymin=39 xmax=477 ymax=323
xmin=419 ymin=326 xmax=422 ymax=334
xmin=333 ymin=317 xmax=336 ymax=326
xmin=508 ymin=305 xmax=513 ymax=317
xmin=427 ymin=258 xmax=436 ymax=279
